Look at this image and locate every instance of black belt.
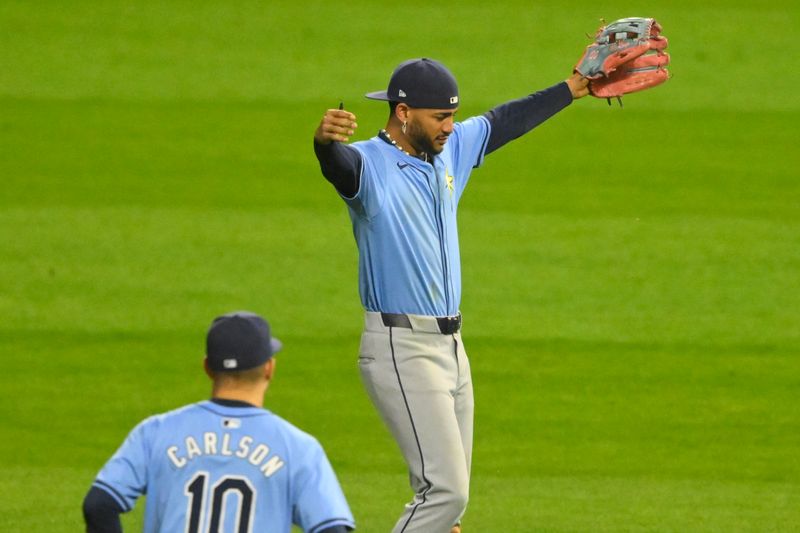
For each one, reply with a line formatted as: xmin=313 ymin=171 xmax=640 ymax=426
xmin=380 ymin=312 xmax=462 ymax=334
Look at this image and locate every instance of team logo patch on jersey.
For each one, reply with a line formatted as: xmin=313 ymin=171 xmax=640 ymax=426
xmin=445 ymin=169 xmax=455 ymax=194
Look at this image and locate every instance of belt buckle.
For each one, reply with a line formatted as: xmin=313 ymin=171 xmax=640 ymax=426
xmin=439 ymin=315 xmax=461 ymax=334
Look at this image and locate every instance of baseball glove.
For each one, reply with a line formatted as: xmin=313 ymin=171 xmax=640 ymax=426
xmin=575 ymin=17 xmax=670 ymax=105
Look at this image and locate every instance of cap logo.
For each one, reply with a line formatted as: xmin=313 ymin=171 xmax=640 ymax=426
xmin=450 ymin=96 xmax=459 ymax=104
xmin=222 ymin=358 xmax=238 ymax=369
xmin=398 ymin=89 xmax=407 ymax=97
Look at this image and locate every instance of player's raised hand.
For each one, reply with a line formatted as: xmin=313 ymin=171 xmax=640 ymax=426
xmin=314 ymin=104 xmax=358 ymax=144
xmin=566 ymin=72 xmax=590 ymax=99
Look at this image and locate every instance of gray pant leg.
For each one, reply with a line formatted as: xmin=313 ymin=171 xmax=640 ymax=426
xmin=453 ymin=332 xmax=474 ymax=510
xmin=359 ymin=323 xmax=474 ymax=533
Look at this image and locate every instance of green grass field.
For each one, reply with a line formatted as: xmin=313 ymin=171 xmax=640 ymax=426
xmin=2 ymin=1 xmax=799 ymax=531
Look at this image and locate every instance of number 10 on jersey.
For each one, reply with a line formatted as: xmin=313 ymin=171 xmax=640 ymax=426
xmin=184 ymin=472 xmax=256 ymax=533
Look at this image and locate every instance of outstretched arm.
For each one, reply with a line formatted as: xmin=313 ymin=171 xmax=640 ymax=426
xmin=313 ymin=106 xmax=363 ymax=198
xmin=483 ymin=73 xmax=588 ymax=155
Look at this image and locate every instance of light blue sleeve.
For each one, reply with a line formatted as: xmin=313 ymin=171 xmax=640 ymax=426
xmin=292 ymin=440 xmax=355 ymax=532
xmin=450 ymin=115 xmax=491 ymax=197
xmin=91 ymin=418 xmax=154 ymax=512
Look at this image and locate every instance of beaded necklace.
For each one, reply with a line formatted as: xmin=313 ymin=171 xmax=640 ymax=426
xmin=379 ymin=129 xmax=429 ymax=163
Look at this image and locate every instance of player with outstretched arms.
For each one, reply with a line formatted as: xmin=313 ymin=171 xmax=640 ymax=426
xmin=313 ymin=58 xmax=588 ymax=532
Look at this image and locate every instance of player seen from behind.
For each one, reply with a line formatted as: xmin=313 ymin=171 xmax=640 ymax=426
xmin=83 ymin=311 xmax=355 ymax=533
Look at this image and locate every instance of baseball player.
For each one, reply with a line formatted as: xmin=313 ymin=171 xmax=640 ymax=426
xmin=313 ymin=58 xmax=588 ymax=533
xmin=82 ymin=311 xmax=356 ymax=533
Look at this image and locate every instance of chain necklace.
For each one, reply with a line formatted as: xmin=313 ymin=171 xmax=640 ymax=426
xmin=379 ymin=129 xmax=429 ymax=163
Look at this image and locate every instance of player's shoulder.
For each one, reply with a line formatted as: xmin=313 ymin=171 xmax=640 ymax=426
xmin=195 ymin=400 xmax=322 ymax=449
xmin=448 ymin=115 xmax=491 ymax=153
xmin=350 ymin=136 xmax=393 ymax=158
xmin=350 ymin=135 xmax=381 ymax=147
xmin=266 ymin=411 xmax=322 ymax=448
xmin=115 ymin=403 xmax=200 ymax=445
xmin=156 ymin=401 xmax=206 ymax=420
xmin=131 ymin=402 xmax=203 ymax=431
xmin=453 ymin=114 xmax=490 ymax=136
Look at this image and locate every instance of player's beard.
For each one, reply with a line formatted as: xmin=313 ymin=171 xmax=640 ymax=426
xmin=406 ymin=119 xmax=447 ymax=156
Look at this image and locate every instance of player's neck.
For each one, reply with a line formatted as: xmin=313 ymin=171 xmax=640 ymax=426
xmin=210 ymin=387 xmax=266 ymax=408
xmin=383 ymin=124 xmax=418 ymax=157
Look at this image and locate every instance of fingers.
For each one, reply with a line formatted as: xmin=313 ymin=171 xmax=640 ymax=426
xmin=574 ymin=80 xmax=590 ymax=99
xmin=566 ymin=72 xmax=591 ymax=99
xmin=315 ymin=109 xmax=358 ymax=144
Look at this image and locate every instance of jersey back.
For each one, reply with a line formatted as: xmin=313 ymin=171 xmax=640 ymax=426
xmin=92 ymin=401 xmax=354 ymax=533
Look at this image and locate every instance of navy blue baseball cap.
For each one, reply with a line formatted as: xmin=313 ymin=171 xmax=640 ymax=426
xmin=366 ymin=58 xmax=460 ymax=109
xmin=206 ymin=311 xmax=282 ymax=372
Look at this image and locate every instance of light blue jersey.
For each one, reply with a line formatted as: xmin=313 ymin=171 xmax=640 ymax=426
xmin=92 ymin=400 xmax=354 ymax=533
xmin=345 ymin=116 xmax=491 ymax=316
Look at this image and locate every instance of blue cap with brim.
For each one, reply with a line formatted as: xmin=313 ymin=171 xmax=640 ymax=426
xmin=366 ymin=58 xmax=459 ymax=109
xmin=206 ymin=311 xmax=282 ymax=372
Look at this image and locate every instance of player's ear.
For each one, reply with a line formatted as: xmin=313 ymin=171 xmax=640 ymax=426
xmin=203 ymin=357 xmax=214 ymax=380
xmin=395 ymin=103 xmax=410 ymax=123
xmin=264 ymin=358 xmax=276 ymax=381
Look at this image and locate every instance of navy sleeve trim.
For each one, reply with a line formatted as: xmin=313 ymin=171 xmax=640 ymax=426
xmin=483 ymin=81 xmax=573 ymax=154
xmin=315 ymin=526 xmax=353 ymax=533
xmin=309 ymin=517 xmax=356 ymax=533
xmin=314 ymin=140 xmax=362 ymax=197
xmin=83 ymin=485 xmax=124 ymax=533
xmin=92 ymin=480 xmax=132 ymax=512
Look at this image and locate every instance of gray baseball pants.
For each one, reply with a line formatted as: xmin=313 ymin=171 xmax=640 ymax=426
xmin=358 ymin=311 xmax=474 ymax=533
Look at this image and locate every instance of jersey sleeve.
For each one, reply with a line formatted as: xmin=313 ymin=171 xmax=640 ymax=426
xmin=314 ymin=141 xmax=362 ymax=198
xmin=291 ymin=440 xmax=355 ymax=533
xmin=449 ymin=115 xmax=491 ymax=197
xmin=91 ymin=418 xmax=155 ymax=512
xmin=482 ymin=81 xmax=573 ymax=154
xmin=341 ymin=142 xmax=385 ymax=220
